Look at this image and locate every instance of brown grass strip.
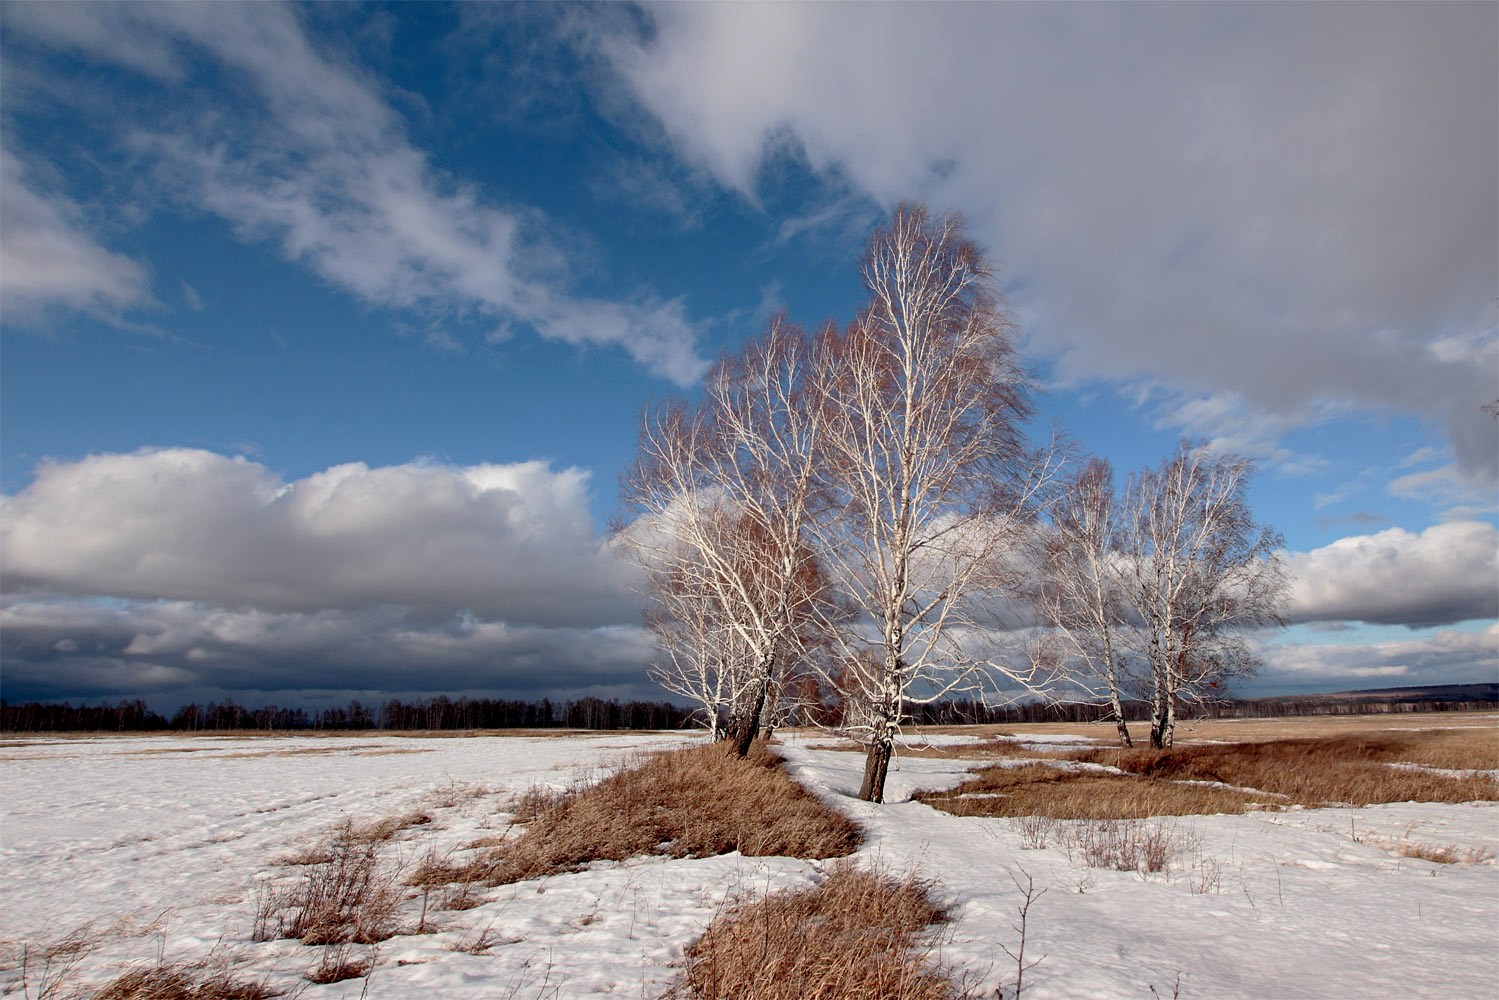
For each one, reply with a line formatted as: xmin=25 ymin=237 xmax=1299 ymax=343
xmin=917 ymin=762 xmax=1271 ymax=819
xmin=1071 ymin=734 xmax=1499 ymax=806
xmin=468 ymin=741 xmax=859 ymax=885
xmin=673 ymin=861 xmax=957 ymax=1000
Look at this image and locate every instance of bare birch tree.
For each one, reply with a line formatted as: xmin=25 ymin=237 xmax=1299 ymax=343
xmin=618 ymin=317 xmax=831 ymax=757
xmin=1035 ymin=457 xmax=1136 ymax=746
xmin=1121 ymin=442 xmax=1288 ymax=748
xmin=810 ymin=204 xmax=1053 ymax=802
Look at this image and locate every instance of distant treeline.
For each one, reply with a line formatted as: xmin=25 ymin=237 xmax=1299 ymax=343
xmin=907 ymin=686 xmax=1498 ymax=727
xmin=3 ymin=685 xmax=1493 ymax=733
xmin=0 ymin=696 xmax=697 ymax=733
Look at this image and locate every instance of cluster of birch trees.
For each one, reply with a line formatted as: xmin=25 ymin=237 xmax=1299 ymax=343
xmin=616 ymin=203 xmax=1287 ymax=802
xmin=1035 ymin=452 xmax=1287 ymax=750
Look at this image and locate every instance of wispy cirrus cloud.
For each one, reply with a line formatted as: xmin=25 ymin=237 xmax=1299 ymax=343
xmin=0 ymin=145 xmax=152 ymax=323
xmin=2 ymin=1 xmax=709 ymax=384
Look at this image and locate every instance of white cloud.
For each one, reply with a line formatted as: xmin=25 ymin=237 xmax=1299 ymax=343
xmin=0 ymin=145 xmax=152 ymax=322
xmin=605 ymin=3 xmax=1499 ymax=479
xmin=4 ymin=2 xmax=709 ymax=384
xmin=1284 ymin=521 xmax=1499 ymax=627
xmin=0 ymin=448 xmax=641 ymax=627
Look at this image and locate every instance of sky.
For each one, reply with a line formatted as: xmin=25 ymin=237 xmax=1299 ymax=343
xmin=1 ymin=1 xmax=1495 ymax=710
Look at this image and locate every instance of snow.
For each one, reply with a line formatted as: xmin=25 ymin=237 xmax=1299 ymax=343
xmin=2 ymin=730 xmax=1495 ymax=998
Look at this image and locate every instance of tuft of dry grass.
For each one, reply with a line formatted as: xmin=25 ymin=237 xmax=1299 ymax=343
xmin=255 ymin=820 xmax=401 ymax=945
xmin=1070 ymin=734 xmax=1499 ymax=807
xmin=90 ymin=962 xmax=283 ymax=999
xmin=275 ymin=809 xmax=432 ymax=868
xmin=303 ymin=942 xmax=374 ymax=986
xmin=1394 ymin=840 xmax=1495 ymax=865
xmin=672 ymin=861 xmax=958 ymax=1000
xmin=917 ymin=762 xmax=1273 ymax=820
xmin=454 ymin=741 xmax=859 ymax=886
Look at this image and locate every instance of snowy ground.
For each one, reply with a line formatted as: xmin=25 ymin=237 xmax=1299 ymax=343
xmin=1 ymin=729 xmax=1495 ymax=999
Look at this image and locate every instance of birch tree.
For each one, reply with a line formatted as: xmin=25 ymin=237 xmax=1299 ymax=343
xmin=1035 ymin=457 xmax=1135 ymax=746
xmin=810 ymin=204 xmax=1053 ymax=802
xmin=1122 ymin=442 xmax=1288 ymax=748
xmin=618 ymin=317 xmax=831 ymax=756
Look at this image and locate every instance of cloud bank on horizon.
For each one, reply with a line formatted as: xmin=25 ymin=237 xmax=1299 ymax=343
xmin=2 ymin=449 xmax=1493 ymax=705
xmin=1 ymin=2 xmax=1494 ymax=707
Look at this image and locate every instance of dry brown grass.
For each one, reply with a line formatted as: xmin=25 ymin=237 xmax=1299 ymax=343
xmin=255 ymin=820 xmax=401 ymax=946
xmin=1393 ymin=839 xmax=1495 ymax=865
xmin=90 ymin=962 xmax=283 ymax=999
xmin=444 ymin=740 xmax=859 ymax=886
xmin=917 ymin=762 xmax=1274 ymax=819
xmin=672 ymin=861 xmax=958 ymax=1000
xmin=1385 ymin=728 xmax=1499 ymax=770
xmin=1070 ymin=734 xmax=1499 ymax=807
xmin=920 ymin=730 xmax=1497 ymax=822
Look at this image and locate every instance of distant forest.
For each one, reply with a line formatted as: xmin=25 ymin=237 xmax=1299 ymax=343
xmin=2 ymin=684 xmax=1494 ymax=733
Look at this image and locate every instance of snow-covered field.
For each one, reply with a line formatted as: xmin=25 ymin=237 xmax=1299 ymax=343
xmin=2 ymin=729 xmax=1495 ymax=999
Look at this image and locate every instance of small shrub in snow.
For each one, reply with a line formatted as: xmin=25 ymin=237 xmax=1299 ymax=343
xmin=256 ymin=820 xmax=401 ymax=945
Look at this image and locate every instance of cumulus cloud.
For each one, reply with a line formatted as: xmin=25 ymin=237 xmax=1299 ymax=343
xmin=1284 ymin=521 xmax=1499 ymax=628
xmin=0 ymin=145 xmax=152 ymax=322
xmin=605 ymin=3 xmax=1498 ymax=479
xmin=0 ymin=448 xmax=641 ymax=627
xmin=2 ymin=2 xmax=708 ymax=383
xmin=0 ymin=448 xmax=659 ymax=704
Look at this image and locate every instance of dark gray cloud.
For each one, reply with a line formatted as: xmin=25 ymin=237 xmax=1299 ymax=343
xmin=0 ymin=597 xmax=656 ymax=707
xmin=607 ymin=2 xmax=1499 ymax=482
xmin=1252 ymin=624 xmax=1498 ymax=695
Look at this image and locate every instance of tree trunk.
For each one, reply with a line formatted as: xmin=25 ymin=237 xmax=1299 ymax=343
xmin=858 ymin=736 xmax=893 ymax=803
xmin=731 ymin=674 xmax=770 ymax=758
xmin=1113 ymin=707 xmax=1133 ymax=748
xmin=1149 ymin=685 xmax=1168 ymax=749
xmin=1150 ymin=693 xmax=1175 ymax=749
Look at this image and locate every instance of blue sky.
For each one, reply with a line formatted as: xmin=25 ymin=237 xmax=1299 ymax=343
xmin=1 ymin=2 xmax=1494 ymax=709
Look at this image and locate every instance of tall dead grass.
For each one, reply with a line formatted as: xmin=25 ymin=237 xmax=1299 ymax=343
xmin=460 ymin=741 xmax=859 ymax=886
xmin=672 ymin=861 xmax=958 ymax=1000
xmin=921 ymin=731 xmax=1497 ymax=822
xmin=917 ymin=763 xmax=1272 ymax=820
xmin=1072 ymin=734 xmax=1499 ymax=807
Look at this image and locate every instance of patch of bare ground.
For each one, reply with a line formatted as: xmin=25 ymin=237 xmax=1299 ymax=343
xmin=670 ymin=861 xmax=958 ymax=1000
xmin=428 ymin=740 xmax=859 ymax=888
